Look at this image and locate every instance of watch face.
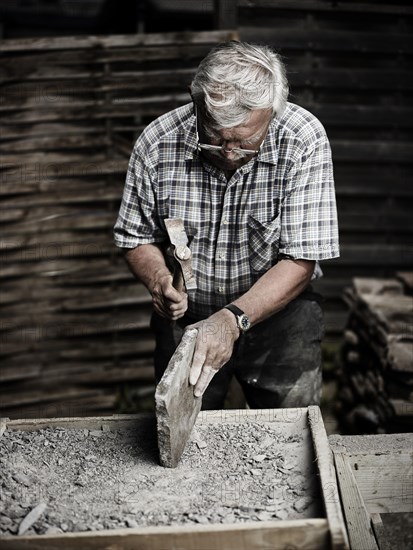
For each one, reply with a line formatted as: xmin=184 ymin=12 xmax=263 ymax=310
xmin=239 ymin=314 xmax=251 ymax=332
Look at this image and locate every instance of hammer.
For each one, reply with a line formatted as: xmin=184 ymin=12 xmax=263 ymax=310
xmin=156 ymin=219 xmax=199 ymax=468
xmin=164 ymin=218 xmax=197 ymax=293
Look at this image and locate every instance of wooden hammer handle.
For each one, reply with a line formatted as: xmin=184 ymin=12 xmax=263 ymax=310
xmin=172 ymin=266 xmax=185 ymax=293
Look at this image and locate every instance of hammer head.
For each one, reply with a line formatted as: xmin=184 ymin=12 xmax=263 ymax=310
xmin=164 ymin=218 xmax=197 ymax=292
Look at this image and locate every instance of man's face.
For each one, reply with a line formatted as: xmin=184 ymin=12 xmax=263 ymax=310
xmin=197 ymin=108 xmax=272 ymax=172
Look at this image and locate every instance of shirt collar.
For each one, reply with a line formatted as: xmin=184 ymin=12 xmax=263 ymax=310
xmin=183 ymin=109 xmax=199 ymax=161
xmin=255 ymin=118 xmax=279 ymax=166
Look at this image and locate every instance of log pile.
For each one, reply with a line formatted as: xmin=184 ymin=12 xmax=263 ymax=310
xmin=336 ymin=273 xmax=413 ymax=434
xmin=0 ymin=30 xmax=236 ymax=419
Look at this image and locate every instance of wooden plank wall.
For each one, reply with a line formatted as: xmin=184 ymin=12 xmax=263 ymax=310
xmin=1 ymin=1 xmax=412 ymax=417
xmin=238 ymin=0 xmax=413 ymax=338
xmin=0 ymin=30 xmax=237 ymax=418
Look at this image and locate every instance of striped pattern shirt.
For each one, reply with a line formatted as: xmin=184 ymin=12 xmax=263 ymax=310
xmin=114 ymin=102 xmax=339 ymax=319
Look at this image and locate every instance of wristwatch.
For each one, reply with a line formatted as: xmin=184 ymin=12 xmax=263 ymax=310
xmin=224 ymin=304 xmax=251 ymax=333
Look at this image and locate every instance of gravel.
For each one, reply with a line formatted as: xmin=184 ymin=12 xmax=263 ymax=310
xmin=0 ymin=417 xmax=322 ymax=536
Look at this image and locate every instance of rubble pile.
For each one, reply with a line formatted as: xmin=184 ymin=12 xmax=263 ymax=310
xmin=336 ymin=273 xmax=413 ymax=433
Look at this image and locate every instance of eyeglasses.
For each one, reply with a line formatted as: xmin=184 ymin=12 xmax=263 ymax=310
xmin=194 ymin=106 xmax=262 ymax=157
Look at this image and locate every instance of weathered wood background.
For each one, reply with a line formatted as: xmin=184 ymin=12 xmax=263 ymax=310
xmin=1 ymin=0 xmax=412 ymax=418
xmin=0 ymin=30 xmax=238 ymax=418
xmin=236 ymin=0 xmax=413 ymax=335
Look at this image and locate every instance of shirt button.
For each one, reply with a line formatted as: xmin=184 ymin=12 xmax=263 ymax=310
xmin=218 ymin=251 xmax=226 ymax=259
xmin=222 ymin=217 xmax=229 ymax=225
xmin=217 ymin=286 xmax=224 ymax=293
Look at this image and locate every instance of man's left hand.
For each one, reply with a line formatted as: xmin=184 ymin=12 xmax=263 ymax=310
xmin=186 ymin=309 xmax=240 ymax=397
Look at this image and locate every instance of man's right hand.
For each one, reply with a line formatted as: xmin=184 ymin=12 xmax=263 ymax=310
xmin=124 ymin=245 xmax=188 ymax=321
xmin=151 ymin=273 xmax=188 ymax=321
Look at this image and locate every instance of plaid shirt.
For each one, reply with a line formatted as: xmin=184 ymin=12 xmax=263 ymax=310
xmin=114 ymin=102 xmax=339 ymax=319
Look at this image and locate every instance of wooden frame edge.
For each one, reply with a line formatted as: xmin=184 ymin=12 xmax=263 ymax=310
xmin=308 ymin=406 xmax=350 ymax=550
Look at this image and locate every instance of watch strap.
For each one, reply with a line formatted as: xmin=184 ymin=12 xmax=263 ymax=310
xmin=224 ymin=304 xmax=245 ymax=318
xmin=224 ymin=304 xmax=251 ymax=333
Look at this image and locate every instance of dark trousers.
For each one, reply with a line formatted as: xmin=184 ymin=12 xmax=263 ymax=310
xmin=150 ymin=292 xmax=324 ymax=410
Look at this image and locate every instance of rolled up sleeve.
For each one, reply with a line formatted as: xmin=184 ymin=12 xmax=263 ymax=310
xmin=114 ymin=145 xmax=164 ymax=249
xmin=279 ymin=133 xmax=339 ymax=261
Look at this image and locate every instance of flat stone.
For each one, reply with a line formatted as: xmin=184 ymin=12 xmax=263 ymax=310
xmin=0 ymin=516 xmax=13 ymax=528
xmin=254 ymin=511 xmax=274 ymax=521
xmin=18 ymin=503 xmax=47 ymax=536
xmin=293 ymin=496 xmax=313 ymax=513
xmin=155 ymin=329 xmax=202 ymax=468
xmin=194 ymin=515 xmax=209 ymax=524
xmin=44 ymin=526 xmax=63 ymax=535
xmin=125 ymin=519 xmax=139 ymax=528
xmin=275 ymin=508 xmax=289 ymax=520
xmin=85 ymin=454 xmax=97 ymax=461
xmin=252 ymin=454 xmax=267 ymax=462
xmin=12 ymin=472 xmax=30 ymax=487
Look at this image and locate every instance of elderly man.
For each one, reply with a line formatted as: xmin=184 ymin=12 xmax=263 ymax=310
xmin=114 ymin=41 xmax=339 ymax=410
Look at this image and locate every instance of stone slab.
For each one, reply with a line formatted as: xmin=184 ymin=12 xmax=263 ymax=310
xmin=155 ymin=328 xmax=202 ymax=468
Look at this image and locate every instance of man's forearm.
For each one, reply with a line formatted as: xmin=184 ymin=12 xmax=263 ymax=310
xmin=125 ymin=246 xmax=313 ymax=326
xmin=232 ymin=259 xmax=315 ymax=327
xmin=188 ymin=258 xmax=315 ymax=397
xmin=125 ymin=244 xmax=188 ymax=320
xmin=124 ymin=244 xmax=170 ymax=293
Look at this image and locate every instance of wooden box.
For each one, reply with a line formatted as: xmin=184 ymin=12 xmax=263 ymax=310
xmin=330 ymin=433 xmax=413 ymax=550
xmin=0 ymin=406 xmax=348 ymax=549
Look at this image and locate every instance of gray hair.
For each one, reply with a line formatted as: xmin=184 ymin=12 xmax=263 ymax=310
xmin=190 ymin=41 xmax=289 ymax=128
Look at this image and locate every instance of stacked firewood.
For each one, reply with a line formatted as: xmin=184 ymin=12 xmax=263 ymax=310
xmin=336 ymin=273 xmax=413 ymax=434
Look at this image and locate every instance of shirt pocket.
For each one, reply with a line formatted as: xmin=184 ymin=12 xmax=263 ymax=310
xmin=248 ymin=213 xmax=281 ymax=273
